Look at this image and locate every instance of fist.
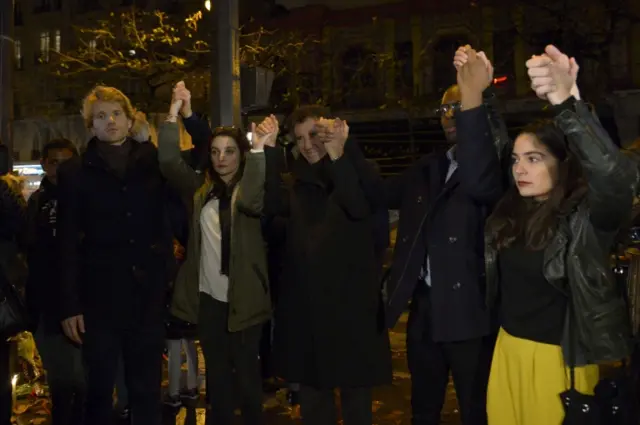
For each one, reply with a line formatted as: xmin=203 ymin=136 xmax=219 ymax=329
xmin=317 ymin=117 xmax=348 ymax=159
xmin=526 ymin=45 xmax=578 ymax=105
xmin=251 ymin=114 xmax=279 ymax=149
xmin=453 ymin=45 xmax=493 ymax=85
xmin=172 ymin=81 xmax=192 ymax=117
xmin=457 ymin=49 xmax=492 ymax=94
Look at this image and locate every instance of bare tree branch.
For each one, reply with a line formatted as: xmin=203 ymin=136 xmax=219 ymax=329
xmin=47 ymin=7 xmax=321 ymax=109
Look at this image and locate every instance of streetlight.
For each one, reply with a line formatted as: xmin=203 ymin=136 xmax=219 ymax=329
xmin=204 ymin=0 xmax=211 ymax=11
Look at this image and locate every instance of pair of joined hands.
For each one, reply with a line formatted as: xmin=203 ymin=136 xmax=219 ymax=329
xmin=251 ymin=115 xmax=349 ymax=154
xmin=453 ymin=44 xmax=580 ymax=107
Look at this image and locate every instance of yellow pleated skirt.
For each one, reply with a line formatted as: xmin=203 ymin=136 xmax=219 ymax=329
xmin=487 ymin=328 xmax=600 ymax=425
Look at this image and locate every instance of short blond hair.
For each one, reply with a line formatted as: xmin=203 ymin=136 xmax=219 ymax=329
xmin=81 ymin=86 xmax=136 ymax=129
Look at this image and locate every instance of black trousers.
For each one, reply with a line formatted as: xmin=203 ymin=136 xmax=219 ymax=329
xmin=299 ymin=386 xmax=372 ymax=425
xmin=34 ymin=320 xmax=85 ymax=425
xmin=198 ymin=293 xmax=263 ymax=425
xmin=83 ymin=317 xmax=164 ymax=425
xmin=407 ymin=284 xmax=494 ymax=425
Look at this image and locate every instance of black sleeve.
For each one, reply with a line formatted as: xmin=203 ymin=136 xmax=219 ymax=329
xmin=455 ymin=104 xmax=505 ymax=205
xmin=343 ymin=139 xmax=408 ymax=210
xmin=182 ymin=114 xmax=212 ymax=168
xmin=263 ymin=146 xmax=291 ymax=217
xmin=552 ymin=97 xmax=638 ymax=232
xmin=56 ymin=159 xmax=83 ymax=320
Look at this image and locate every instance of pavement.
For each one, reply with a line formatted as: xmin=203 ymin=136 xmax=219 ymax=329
xmin=14 ymin=313 xmax=462 ymax=424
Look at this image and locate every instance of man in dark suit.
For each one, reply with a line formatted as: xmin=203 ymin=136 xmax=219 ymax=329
xmin=57 ymin=86 xmax=174 ymax=425
xmin=376 ymin=49 xmax=508 ymax=425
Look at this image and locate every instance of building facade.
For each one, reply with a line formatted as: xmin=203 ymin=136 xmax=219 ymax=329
xmin=9 ymin=0 xmax=640 ymax=158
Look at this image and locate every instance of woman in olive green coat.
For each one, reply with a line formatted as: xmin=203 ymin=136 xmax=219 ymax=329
xmin=157 ymin=92 xmax=270 ymax=424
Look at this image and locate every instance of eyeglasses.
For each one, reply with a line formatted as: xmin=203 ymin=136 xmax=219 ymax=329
xmin=434 ymin=102 xmax=462 ymax=117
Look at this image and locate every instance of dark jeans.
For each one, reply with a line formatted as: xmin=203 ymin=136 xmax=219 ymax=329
xmin=83 ymin=318 xmax=164 ymax=425
xmin=299 ymin=385 xmax=372 ymax=425
xmin=198 ymin=293 xmax=263 ymax=425
xmin=34 ymin=319 xmax=85 ymax=425
xmin=407 ymin=284 xmax=494 ymax=425
xmin=0 ymin=340 xmax=11 ymax=425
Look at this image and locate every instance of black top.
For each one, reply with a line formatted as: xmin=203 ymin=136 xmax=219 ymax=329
xmin=498 ymin=243 xmax=567 ymax=345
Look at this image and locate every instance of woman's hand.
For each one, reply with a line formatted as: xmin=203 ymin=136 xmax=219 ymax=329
xmin=168 ymin=81 xmax=185 ymax=122
xmin=526 ymin=45 xmax=579 ymax=105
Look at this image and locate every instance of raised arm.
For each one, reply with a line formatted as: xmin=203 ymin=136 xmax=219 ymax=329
xmin=455 ymin=49 xmax=507 ymax=205
xmin=527 ymin=45 xmax=637 ymax=232
xmin=342 ymin=138 xmax=407 ymax=211
xmin=554 ymin=98 xmax=637 ymax=231
xmin=235 ymin=125 xmax=267 ymax=216
xmin=157 ymin=91 xmax=204 ymax=197
xmin=263 ymin=146 xmax=291 ymax=217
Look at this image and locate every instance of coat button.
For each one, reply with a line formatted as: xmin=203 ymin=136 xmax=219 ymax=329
xmin=126 ymin=212 xmax=132 ymax=217
xmin=453 ymin=282 xmax=462 ymax=290
xmin=448 ymin=236 xmax=457 ymax=243
xmin=129 ymin=239 xmax=135 ymax=244
xmin=417 ymin=196 xmax=422 ymax=203
xmin=402 ymin=236 xmax=408 ymax=243
xmin=121 ymin=186 xmax=127 ymax=192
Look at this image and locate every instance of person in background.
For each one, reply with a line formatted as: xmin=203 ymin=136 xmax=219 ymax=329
xmin=25 ymin=138 xmax=84 ymax=425
xmin=0 ymin=169 xmax=27 ymax=425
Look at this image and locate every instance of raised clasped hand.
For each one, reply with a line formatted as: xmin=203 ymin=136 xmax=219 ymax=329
xmin=526 ymin=45 xmax=579 ymax=105
xmin=251 ymin=114 xmax=279 ymax=150
xmin=457 ymin=48 xmax=492 ymax=98
xmin=453 ymin=45 xmax=494 ymax=87
xmin=317 ymin=117 xmax=349 ymax=159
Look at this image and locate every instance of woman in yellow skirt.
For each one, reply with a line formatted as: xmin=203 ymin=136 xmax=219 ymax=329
xmin=462 ymin=46 xmax=635 ymax=425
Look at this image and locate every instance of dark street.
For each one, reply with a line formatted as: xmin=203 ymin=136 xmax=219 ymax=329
xmin=14 ymin=313 xmax=461 ymax=425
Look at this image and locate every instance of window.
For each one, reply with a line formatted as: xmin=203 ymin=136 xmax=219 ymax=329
xmin=40 ymin=31 xmax=51 ymax=63
xmin=14 ymin=1 xmax=23 ymax=25
xmin=432 ymin=33 xmax=470 ymax=95
xmin=88 ymin=39 xmax=97 ymax=55
xmin=34 ymin=0 xmax=51 ymax=13
xmin=54 ymin=29 xmax=61 ymax=52
xmin=14 ymin=40 xmax=23 ymax=70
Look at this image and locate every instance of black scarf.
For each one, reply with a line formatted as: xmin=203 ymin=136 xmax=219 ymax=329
xmin=205 ymin=184 xmax=233 ymax=276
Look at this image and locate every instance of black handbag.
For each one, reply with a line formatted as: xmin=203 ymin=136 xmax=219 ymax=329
xmin=561 ymin=302 xmax=637 ymax=425
xmin=0 ymin=274 xmax=29 ymax=338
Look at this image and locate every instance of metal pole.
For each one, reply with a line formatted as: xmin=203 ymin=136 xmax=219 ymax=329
xmin=209 ymin=0 xmax=241 ymax=128
xmin=0 ymin=0 xmax=14 ymax=167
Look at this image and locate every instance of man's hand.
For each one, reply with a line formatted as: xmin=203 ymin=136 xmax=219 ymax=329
xmin=252 ymin=114 xmax=279 ymax=150
xmin=526 ymin=45 xmax=578 ymax=105
xmin=62 ymin=314 xmax=85 ymax=345
xmin=318 ymin=118 xmax=348 ymax=161
xmin=173 ymin=81 xmax=193 ymax=118
xmin=457 ymin=49 xmax=490 ymax=110
xmin=453 ymin=45 xmax=494 ymax=86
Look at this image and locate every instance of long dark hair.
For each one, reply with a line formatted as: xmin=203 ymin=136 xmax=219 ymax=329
xmin=204 ymin=126 xmax=251 ymax=199
xmin=486 ymin=120 xmax=587 ymax=251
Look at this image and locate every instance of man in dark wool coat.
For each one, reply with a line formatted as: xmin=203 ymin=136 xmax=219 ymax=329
xmin=259 ymin=107 xmax=391 ymax=425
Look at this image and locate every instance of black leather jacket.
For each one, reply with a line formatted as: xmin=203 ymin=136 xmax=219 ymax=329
xmin=485 ymin=98 xmax=638 ymax=366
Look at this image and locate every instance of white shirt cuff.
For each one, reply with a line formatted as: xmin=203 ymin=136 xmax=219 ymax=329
xmin=250 ymin=148 xmax=264 ymax=153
